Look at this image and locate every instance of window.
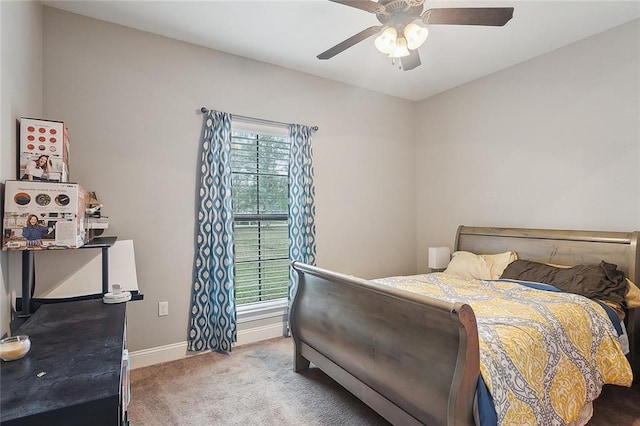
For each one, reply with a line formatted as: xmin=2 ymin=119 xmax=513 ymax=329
xmin=230 ymin=125 xmax=290 ymax=307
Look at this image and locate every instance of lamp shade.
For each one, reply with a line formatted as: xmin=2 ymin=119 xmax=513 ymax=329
xmin=374 ymin=27 xmax=397 ymax=55
xmin=404 ymin=22 xmax=429 ymax=50
xmin=388 ymin=37 xmax=411 ymax=58
xmin=428 ymin=246 xmax=451 ymax=270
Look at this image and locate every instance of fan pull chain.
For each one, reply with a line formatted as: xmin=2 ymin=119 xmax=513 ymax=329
xmin=390 ymin=58 xmax=403 ymax=71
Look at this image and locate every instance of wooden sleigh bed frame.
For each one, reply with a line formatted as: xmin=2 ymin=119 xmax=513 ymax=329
xmin=289 ymin=226 xmax=640 ymax=426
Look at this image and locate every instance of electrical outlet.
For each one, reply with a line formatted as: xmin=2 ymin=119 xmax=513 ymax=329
xmin=158 ymin=301 xmax=169 ymax=317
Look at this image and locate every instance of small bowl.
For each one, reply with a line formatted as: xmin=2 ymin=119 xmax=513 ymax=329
xmin=0 ymin=335 xmax=31 ymax=361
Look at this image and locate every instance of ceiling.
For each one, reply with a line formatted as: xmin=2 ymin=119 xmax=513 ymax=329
xmin=41 ymin=1 xmax=640 ymax=102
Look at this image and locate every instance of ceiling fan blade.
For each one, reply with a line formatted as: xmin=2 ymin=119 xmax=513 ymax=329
xmin=401 ymin=50 xmax=421 ymax=71
xmin=317 ymin=25 xmax=382 ymax=60
xmin=328 ymin=0 xmax=381 ymax=14
xmin=422 ymin=8 xmax=514 ymax=26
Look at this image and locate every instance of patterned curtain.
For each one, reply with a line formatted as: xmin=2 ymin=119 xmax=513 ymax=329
xmin=287 ymin=124 xmax=317 ymax=331
xmin=188 ymin=110 xmax=237 ymax=353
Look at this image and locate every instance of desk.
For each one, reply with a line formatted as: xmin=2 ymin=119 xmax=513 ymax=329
xmin=1 ymin=299 xmax=127 ymax=426
xmin=20 ymin=237 xmax=117 ymax=318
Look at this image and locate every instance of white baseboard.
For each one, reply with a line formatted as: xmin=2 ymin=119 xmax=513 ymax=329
xmin=129 ymin=341 xmax=189 ymax=370
xmin=129 ymin=322 xmax=284 ymax=369
xmin=236 ymin=322 xmax=285 ymax=347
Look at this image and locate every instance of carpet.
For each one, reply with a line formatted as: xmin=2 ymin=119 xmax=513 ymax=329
xmin=128 ymin=337 xmax=640 ymax=425
xmin=128 ymin=337 xmax=390 ymax=425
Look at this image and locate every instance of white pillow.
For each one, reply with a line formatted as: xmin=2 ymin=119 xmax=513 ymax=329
xmin=444 ymin=251 xmax=518 ymax=280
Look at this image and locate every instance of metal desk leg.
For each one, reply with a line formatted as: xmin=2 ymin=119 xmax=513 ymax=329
xmin=102 ymin=246 xmax=109 ymax=294
xmin=21 ymin=251 xmax=34 ymax=316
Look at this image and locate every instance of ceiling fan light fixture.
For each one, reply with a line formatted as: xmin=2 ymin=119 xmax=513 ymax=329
xmin=404 ymin=22 xmax=429 ymax=50
xmin=388 ymin=37 xmax=410 ymax=58
xmin=374 ymin=27 xmax=398 ymax=54
xmin=318 ymin=2 xmax=514 ymax=72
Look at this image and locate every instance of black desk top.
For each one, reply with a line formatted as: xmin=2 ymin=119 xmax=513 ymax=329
xmin=1 ymin=299 xmax=126 ymax=424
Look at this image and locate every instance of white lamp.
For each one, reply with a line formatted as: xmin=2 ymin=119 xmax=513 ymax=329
xmin=374 ymin=27 xmax=397 ymax=55
xmin=403 ymin=22 xmax=429 ymax=50
xmin=428 ymin=246 xmax=451 ymax=272
xmin=375 ymin=22 xmax=429 ymax=58
xmin=388 ymin=37 xmax=411 ymax=58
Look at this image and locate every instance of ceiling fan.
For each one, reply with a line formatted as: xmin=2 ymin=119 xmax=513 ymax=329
xmin=318 ymin=0 xmax=514 ymax=71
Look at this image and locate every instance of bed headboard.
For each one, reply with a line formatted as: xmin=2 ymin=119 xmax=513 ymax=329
xmin=454 ymin=225 xmax=640 ymax=375
xmin=455 ymin=226 xmax=639 ymax=285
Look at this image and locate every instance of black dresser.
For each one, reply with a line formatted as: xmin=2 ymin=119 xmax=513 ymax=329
xmin=1 ymin=299 xmax=127 ymax=426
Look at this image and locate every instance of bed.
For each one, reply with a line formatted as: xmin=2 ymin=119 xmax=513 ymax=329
xmin=289 ymin=226 xmax=640 ymax=425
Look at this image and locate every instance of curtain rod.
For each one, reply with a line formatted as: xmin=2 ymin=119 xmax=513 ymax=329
xmin=199 ymin=107 xmax=318 ymax=132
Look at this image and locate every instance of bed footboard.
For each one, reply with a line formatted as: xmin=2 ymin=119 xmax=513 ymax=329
xmin=290 ymin=262 xmax=479 ymax=426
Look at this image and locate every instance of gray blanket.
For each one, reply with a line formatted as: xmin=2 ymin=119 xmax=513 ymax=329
xmin=500 ymin=259 xmax=628 ymax=306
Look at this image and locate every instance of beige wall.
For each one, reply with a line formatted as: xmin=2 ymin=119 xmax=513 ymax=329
xmin=415 ymin=19 xmax=640 ymax=272
xmin=0 ymin=0 xmax=43 ymax=337
xmin=41 ymin=7 xmax=417 ymax=351
xmin=3 ymin=5 xmax=638 ymax=353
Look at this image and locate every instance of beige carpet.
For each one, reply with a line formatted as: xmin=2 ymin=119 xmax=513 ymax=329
xmin=128 ymin=337 xmax=390 ymax=426
xmin=128 ymin=337 xmax=640 ymax=426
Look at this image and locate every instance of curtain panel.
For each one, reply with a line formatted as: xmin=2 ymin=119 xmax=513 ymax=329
xmin=188 ymin=110 xmax=237 ymax=353
xmin=188 ymin=112 xmax=317 ymax=348
xmin=288 ymin=124 xmax=317 ymax=300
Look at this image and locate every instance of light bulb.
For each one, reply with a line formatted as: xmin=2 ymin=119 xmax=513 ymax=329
xmin=389 ymin=37 xmax=410 ymax=58
xmin=374 ymin=27 xmax=397 ymax=55
xmin=404 ymin=22 xmax=428 ymax=50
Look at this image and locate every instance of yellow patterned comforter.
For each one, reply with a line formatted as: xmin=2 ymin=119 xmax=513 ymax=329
xmin=374 ymin=273 xmax=632 ymax=425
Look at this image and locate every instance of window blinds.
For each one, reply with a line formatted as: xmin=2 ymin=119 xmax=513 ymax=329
xmin=230 ymin=129 xmax=290 ymax=306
